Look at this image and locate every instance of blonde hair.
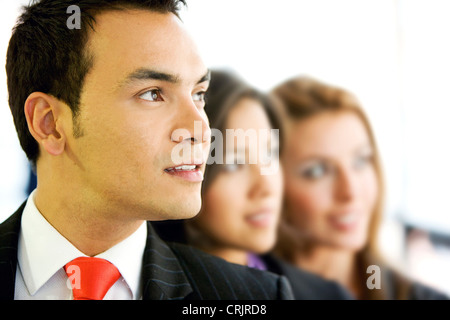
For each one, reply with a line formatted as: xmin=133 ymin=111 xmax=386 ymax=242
xmin=272 ymin=76 xmax=393 ymax=299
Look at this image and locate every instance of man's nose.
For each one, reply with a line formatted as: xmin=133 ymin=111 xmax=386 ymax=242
xmin=171 ymin=98 xmax=211 ymax=145
xmin=171 ymin=119 xmax=211 ymax=145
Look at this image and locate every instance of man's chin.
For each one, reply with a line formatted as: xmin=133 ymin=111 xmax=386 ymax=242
xmin=170 ymin=207 xmax=201 ymax=221
xmin=176 ymin=210 xmax=201 ymax=221
xmin=149 ymin=198 xmax=202 ymax=221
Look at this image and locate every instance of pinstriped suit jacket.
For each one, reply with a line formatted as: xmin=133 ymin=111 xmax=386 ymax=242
xmin=0 ymin=203 xmax=294 ymax=300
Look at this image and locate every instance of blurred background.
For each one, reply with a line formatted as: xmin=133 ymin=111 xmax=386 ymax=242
xmin=1 ymin=0 xmax=450 ymax=295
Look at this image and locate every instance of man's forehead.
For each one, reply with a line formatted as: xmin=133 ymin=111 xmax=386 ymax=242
xmin=91 ymin=8 xmax=178 ymax=28
xmin=87 ymin=9 xmax=182 ymax=50
xmin=84 ymin=9 xmax=208 ymax=89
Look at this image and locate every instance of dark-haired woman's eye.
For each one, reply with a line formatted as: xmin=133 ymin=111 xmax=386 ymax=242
xmin=222 ymin=163 xmax=244 ymax=173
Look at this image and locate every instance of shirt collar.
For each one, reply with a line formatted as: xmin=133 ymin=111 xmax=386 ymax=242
xmin=18 ymin=190 xmax=147 ymax=299
xmin=96 ymin=220 xmax=147 ymax=299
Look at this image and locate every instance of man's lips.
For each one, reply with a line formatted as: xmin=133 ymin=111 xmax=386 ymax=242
xmin=164 ymin=164 xmax=204 ymax=182
xmin=164 ymin=164 xmax=200 ymax=172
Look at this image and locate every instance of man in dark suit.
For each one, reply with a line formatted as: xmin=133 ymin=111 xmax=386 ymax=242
xmin=1 ymin=0 xmax=293 ymax=300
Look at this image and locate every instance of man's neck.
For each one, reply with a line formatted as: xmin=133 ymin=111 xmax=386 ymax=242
xmin=33 ymin=186 xmax=144 ymax=257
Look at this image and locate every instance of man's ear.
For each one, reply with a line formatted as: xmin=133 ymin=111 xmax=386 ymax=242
xmin=24 ymin=92 xmax=66 ymax=157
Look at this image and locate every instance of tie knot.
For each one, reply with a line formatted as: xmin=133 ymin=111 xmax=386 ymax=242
xmin=64 ymin=257 xmax=121 ymax=300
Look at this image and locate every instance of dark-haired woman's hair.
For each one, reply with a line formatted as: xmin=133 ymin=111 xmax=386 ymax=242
xmin=201 ymin=69 xmax=284 ymax=192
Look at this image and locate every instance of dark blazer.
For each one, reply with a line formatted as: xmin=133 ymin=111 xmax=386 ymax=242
xmin=0 ymin=203 xmax=294 ymax=300
xmin=153 ymin=220 xmax=354 ymax=300
xmin=261 ymin=255 xmax=354 ymax=300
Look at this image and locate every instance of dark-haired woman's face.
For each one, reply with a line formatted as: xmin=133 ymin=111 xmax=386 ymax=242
xmin=283 ymin=111 xmax=378 ymax=251
xmin=194 ymin=98 xmax=283 ymax=254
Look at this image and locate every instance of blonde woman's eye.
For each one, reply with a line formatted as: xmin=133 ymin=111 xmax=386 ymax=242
xmin=139 ymin=89 xmax=163 ymax=102
xmin=300 ymin=163 xmax=328 ymax=180
xmin=354 ymin=154 xmax=373 ymax=170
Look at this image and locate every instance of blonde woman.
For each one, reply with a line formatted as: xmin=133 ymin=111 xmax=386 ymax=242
xmin=271 ymin=76 xmax=448 ymax=300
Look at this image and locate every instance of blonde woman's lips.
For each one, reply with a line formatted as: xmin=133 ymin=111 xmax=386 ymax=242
xmin=329 ymin=212 xmax=359 ymax=231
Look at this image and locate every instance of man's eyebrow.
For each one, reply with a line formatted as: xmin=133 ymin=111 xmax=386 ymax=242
xmin=120 ymin=68 xmax=210 ymax=88
xmin=123 ymin=68 xmax=180 ymax=85
xmin=197 ymin=70 xmax=211 ymax=84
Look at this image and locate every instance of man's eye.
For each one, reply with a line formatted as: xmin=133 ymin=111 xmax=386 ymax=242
xmin=192 ymin=91 xmax=206 ymax=102
xmin=139 ymin=89 xmax=163 ymax=102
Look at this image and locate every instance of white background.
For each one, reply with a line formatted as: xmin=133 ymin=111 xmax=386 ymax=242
xmin=1 ymin=0 xmax=450 ymax=294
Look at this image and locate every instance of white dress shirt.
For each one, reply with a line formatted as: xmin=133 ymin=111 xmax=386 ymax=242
xmin=14 ymin=190 xmax=147 ymax=300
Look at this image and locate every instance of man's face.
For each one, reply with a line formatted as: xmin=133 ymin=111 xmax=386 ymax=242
xmin=65 ymin=10 xmax=210 ymax=221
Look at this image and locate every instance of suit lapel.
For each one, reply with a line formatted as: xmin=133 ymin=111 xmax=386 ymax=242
xmin=141 ymin=223 xmax=193 ymax=300
xmin=0 ymin=203 xmax=194 ymax=300
xmin=0 ymin=203 xmax=25 ymax=300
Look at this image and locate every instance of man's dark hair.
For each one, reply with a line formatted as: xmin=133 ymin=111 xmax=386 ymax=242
xmin=6 ymin=0 xmax=186 ymax=166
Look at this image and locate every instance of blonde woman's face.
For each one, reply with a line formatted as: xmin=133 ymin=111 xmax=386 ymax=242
xmin=283 ymin=111 xmax=379 ymax=251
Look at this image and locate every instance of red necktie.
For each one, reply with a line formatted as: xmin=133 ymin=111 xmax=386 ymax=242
xmin=64 ymin=257 xmax=121 ymax=300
